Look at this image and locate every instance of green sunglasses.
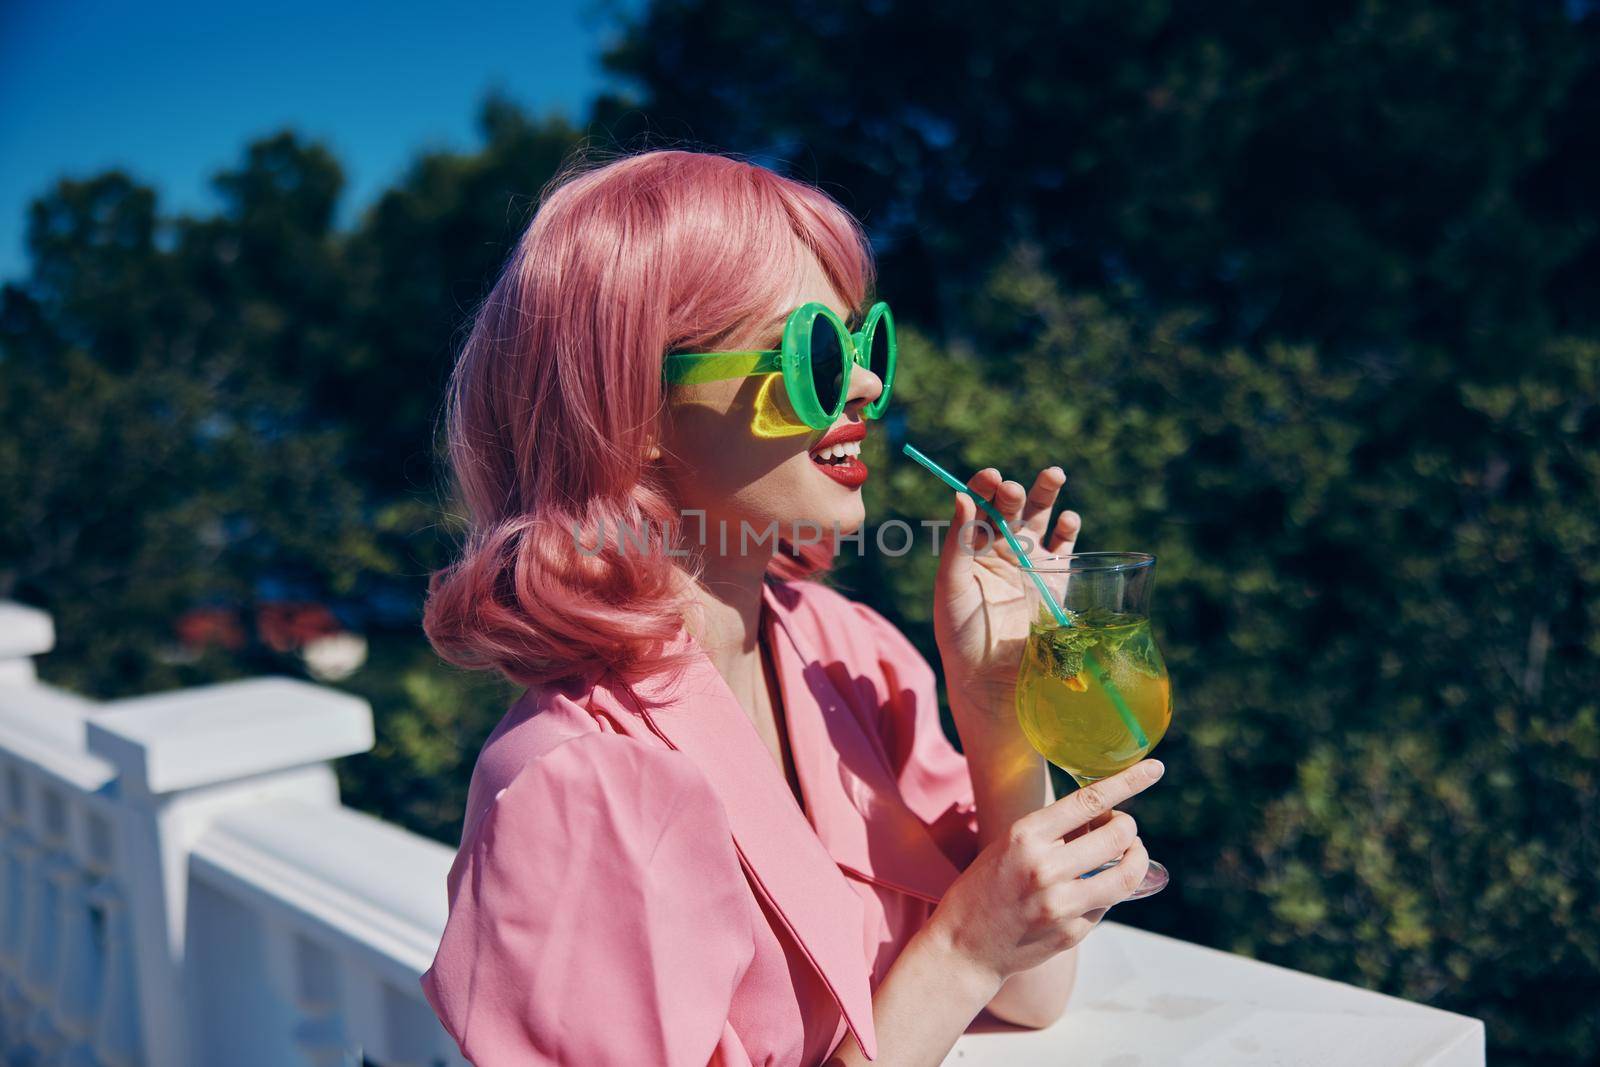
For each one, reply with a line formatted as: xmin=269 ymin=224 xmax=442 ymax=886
xmin=663 ymin=300 xmax=897 ymax=431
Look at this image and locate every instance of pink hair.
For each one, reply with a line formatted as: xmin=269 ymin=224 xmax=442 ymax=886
xmin=423 ymin=148 xmax=876 ymax=688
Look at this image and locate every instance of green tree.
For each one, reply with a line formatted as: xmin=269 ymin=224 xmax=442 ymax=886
xmin=591 ymin=6 xmax=1600 ymax=1057
xmin=0 ymin=104 xmax=586 ymax=842
xmin=594 ymin=1 xmax=1600 ymax=361
xmin=0 ymin=149 xmax=376 ymax=694
xmin=836 ymin=246 xmax=1598 ymax=1063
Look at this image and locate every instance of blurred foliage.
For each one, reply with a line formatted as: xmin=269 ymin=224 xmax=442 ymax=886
xmin=3 ymin=2 xmax=1599 ymax=1062
xmin=594 ymin=0 xmax=1600 ymax=364
xmin=0 ymin=102 xmax=565 ymax=841
xmin=594 ymin=5 xmax=1600 ymax=1058
xmin=836 ymin=247 xmax=1598 ymax=1062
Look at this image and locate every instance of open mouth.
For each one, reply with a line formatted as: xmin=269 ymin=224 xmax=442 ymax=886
xmin=810 ymin=439 xmax=863 ymax=466
xmin=808 ymin=425 xmax=869 ymax=488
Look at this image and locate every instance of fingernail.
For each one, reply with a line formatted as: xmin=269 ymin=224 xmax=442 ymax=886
xmin=1147 ymin=760 xmax=1165 ymax=779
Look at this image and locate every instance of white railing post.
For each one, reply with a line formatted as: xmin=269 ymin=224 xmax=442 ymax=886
xmin=0 ymin=602 xmax=130 ymax=1066
xmin=85 ymin=677 xmax=375 ymax=1067
xmin=0 ymin=603 xmax=53 ymax=688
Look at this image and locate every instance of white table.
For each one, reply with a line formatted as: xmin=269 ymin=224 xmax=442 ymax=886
xmin=948 ymin=923 xmax=1485 ymax=1066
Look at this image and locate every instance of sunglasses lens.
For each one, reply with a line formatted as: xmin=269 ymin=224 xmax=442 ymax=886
xmin=808 ymin=313 xmax=846 ymax=415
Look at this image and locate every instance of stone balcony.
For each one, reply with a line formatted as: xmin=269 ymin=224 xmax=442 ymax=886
xmin=0 ymin=599 xmax=1484 ymax=1065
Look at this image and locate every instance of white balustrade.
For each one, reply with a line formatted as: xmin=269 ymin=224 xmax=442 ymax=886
xmin=0 ymin=601 xmax=463 ymax=1066
xmin=0 ymin=599 xmax=1485 ymax=1066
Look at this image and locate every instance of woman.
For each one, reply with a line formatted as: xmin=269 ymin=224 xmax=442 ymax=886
xmin=417 ymin=148 xmax=1162 ymax=1066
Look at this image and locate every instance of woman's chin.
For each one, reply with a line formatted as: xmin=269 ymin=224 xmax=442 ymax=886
xmin=811 ymin=499 xmax=867 ymax=543
xmin=770 ymin=497 xmax=866 ymax=553
xmin=833 ymin=503 xmax=867 ymax=536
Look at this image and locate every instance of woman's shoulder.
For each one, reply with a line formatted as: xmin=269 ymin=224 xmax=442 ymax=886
xmin=457 ymin=680 xmax=689 ymax=846
xmin=490 ymin=729 xmax=721 ymax=832
xmin=422 ymin=699 xmax=754 ymax=1066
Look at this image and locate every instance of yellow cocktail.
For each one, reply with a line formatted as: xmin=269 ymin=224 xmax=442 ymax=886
xmin=1015 ymin=551 xmax=1172 ymax=899
xmin=1016 ymin=608 xmax=1171 ymax=783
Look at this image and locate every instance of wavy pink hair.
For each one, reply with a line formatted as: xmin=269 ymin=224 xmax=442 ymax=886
xmin=423 ymin=148 xmax=876 ymax=688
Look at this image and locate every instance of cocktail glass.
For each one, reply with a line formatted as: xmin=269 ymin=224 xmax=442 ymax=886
xmin=1017 ymin=552 xmax=1172 ymax=899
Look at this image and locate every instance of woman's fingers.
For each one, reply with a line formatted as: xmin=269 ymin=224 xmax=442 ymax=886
xmin=1045 ymin=509 xmax=1081 ymax=555
xmin=962 ymin=468 xmax=1004 ymax=552
xmin=1080 ymin=837 xmax=1151 ymax=910
xmin=1036 ymin=836 xmax=1151 ymax=943
xmin=1059 ymin=807 xmax=1115 ymax=844
xmin=965 ymin=468 xmax=1004 ymax=499
xmin=990 ymin=479 xmax=1028 ymax=560
xmin=1053 ymin=811 xmax=1139 ymax=878
xmin=1027 ymin=759 xmax=1164 ymax=839
xmin=993 ymin=478 xmax=1028 ymax=526
xmin=959 ymin=466 xmax=1077 ymax=562
xmin=1019 ymin=467 xmax=1066 ymax=540
xmin=938 ymin=491 xmax=982 ymax=587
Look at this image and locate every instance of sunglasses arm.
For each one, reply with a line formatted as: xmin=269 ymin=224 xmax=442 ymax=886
xmin=662 ymin=349 xmax=783 ymax=385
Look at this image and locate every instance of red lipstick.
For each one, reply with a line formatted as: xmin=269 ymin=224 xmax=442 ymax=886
xmin=808 ymin=422 xmax=869 ymax=489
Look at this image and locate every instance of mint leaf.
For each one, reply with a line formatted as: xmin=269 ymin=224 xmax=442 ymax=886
xmin=1030 ymin=617 xmax=1098 ymax=681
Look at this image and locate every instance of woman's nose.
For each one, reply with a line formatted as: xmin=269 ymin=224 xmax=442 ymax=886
xmin=843 ymin=362 xmax=884 ymax=412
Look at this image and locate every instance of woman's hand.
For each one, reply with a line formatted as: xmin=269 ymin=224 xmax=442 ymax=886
xmin=933 ymin=465 xmax=1080 ymax=747
xmin=925 ymin=759 xmax=1162 ymax=986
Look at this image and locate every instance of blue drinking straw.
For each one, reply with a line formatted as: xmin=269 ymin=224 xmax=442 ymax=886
xmin=903 ymin=444 xmax=1071 ymax=624
xmin=901 ymin=442 xmax=1149 ymax=750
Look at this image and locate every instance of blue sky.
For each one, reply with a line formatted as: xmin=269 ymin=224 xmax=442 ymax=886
xmin=0 ymin=0 xmax=635 ymax=282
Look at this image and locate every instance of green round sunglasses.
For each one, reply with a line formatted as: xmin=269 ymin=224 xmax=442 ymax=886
xmin=662 ymin=300 xmax=897 ymax=431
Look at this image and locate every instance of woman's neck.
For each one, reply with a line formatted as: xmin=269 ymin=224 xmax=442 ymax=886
xmin=679 ymin=551 xmax=773 ymax=715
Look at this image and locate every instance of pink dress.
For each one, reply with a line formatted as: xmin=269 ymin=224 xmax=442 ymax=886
xmin=419 ymin=576 xmax=984 ymax=1065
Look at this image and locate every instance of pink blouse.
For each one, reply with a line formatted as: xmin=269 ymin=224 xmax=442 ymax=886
xmin=419 ymin=576 xmax=984 ymax=1065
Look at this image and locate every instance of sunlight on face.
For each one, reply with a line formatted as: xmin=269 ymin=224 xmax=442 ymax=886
xmin=658 ymin=248 xmax=884 ymax=564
